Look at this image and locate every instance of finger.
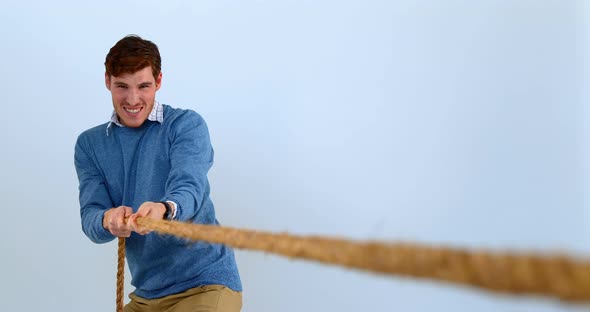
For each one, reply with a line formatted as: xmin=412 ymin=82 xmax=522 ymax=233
xmin=128 ymin=216 xmax=145 ymax=234
xmin=115 ymin=212 xmax=127 ymax=227
xmin=136 ymin=224 xmax=149 ymax=235
xmin=114 ymin=230 xmax=131 ymax=238
xmin=127 ymin=216 xmax=138 ymax=231
xmin=131 ymin=225 xmax=146 ymax=235
xmin=108 ymin=218 xmax=119 ymax=231
xmin=113 ymin=212 xmax=130 ymax=233
xmin=111 ymin=221 xmax=128 ymax=234
xmin=114 ymin=208 xmax=126 ymax=222
xmin=130 ymin=208 xmax=148 ymax=224
xmin=130 ymin=217 xmax=149 ymax=235
xmin=138 ymin=229 xmax=151 ymax=235
xmin=129 ymin=212 xmax=143 ymax=224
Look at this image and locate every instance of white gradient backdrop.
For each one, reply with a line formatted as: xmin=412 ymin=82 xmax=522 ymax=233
xmin=0 ymin=1 xmax=588 ymax=311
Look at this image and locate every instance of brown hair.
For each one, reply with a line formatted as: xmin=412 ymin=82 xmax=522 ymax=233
xmin=105 ymin=34 xmax=161 ymax=80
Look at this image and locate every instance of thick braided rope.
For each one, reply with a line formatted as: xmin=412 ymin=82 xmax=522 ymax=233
xmin=116 ymin=218 xmax=590 ymax=310
xmin=116 ymin=237 xmax=125 ymax=312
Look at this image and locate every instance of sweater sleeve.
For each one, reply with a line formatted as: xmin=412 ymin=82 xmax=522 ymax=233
xmin=161 ymin=111 xmax=214 ymax=221
xmin=74 ymin=135 xmax=116 ymax=244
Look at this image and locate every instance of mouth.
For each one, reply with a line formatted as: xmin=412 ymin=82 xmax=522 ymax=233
xmin=123 ymin=107 xmax=143 ymax=115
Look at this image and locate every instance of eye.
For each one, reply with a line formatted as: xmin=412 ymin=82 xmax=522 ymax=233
xmin=117 ymin=85 xmax=127 ymax=89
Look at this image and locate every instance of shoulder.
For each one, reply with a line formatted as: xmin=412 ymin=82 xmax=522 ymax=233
xmin=162 ymin=105 xmax=211 ymax=143
xmin=163 ymin=104 xmax=207 ymax=128
xmin=76 ymin=122 xmax=110 ymax=147
xmin=74 ymin=122 xmax=110 ymax=162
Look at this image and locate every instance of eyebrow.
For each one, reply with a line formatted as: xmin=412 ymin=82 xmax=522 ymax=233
xmin=113 ymin=81 xmax=153 ymax=87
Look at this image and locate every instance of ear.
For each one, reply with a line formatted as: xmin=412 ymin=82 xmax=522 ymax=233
xmin=155 ymin=72 xmax=163 ymax=91
xmin=105 ymin=73 xmax=111 ymax=91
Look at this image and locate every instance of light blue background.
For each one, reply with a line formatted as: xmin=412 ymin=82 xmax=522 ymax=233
xmin=0 ymin=1 xmax=588 ymax=311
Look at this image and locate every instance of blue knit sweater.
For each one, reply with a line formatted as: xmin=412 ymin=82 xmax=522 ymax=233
xmin=74 ymin=104 xmax=242 ymax=299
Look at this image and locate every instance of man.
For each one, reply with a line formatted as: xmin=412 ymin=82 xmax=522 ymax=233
xmin=74 ymin=35 xmax=242 ymax=312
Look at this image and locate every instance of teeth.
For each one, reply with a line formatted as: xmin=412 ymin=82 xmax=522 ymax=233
xmin=125 ymin=107 xmax=140 ymax=113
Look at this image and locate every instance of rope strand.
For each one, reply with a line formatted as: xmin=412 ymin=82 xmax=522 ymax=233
xmin=115 ymin=217 xmax=590 ymax=311
xmin=116 ymin=237 xmax=125 ymax=312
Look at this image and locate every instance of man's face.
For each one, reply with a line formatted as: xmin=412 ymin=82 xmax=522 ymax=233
xmin=105 ymin=66 xmax=162 ymax=128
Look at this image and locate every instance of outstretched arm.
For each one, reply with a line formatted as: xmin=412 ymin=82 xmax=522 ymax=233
xmin=159 ymin=111 xmax=214 ymax=222
xmin=75 ymin=136 xmax=129 ymax=243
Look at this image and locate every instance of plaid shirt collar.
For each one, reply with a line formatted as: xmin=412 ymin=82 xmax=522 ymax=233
xmin=106 ymin=101 xmax=163 ymax=135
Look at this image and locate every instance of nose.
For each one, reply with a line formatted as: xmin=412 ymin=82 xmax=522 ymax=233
xmin=126 ymin=89 xmax=140 ymax=106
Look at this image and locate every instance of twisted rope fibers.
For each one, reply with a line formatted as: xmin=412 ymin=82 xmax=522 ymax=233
xmin=115 ymin=218 xmax=590 ymax=310
xmin=116 ymin=237 xmax=125 ymax=312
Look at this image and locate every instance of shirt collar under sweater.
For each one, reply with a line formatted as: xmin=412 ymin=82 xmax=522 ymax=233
xmin=106 ymin=101 xmax=163 ymax=135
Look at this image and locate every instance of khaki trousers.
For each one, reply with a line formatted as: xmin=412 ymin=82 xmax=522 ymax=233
xmin=124 ymin=285 xmax=242 ymax=312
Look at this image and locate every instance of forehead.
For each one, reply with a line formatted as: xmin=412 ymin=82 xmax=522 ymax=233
xmin=110 ymin=66 xmax=155 ymax=84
